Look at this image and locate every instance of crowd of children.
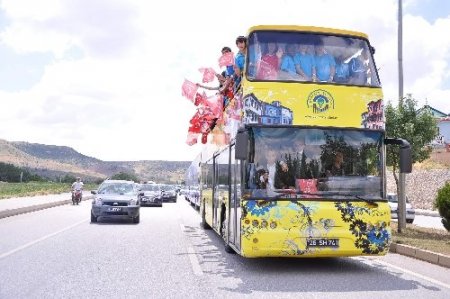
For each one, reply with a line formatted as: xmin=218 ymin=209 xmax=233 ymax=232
xmin=181 ymin=36 xmax=247 ymax=146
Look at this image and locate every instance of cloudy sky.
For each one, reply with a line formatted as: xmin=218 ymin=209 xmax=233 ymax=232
xmin=0 ymin=0 xmax=449 ymax=162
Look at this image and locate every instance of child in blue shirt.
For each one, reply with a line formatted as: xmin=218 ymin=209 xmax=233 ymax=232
xmin=314 ymin=42 xmax=336 ymax=82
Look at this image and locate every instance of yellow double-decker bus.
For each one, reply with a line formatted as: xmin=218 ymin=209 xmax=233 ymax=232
xmin=199 ymin=25 xmax=411 ymax=257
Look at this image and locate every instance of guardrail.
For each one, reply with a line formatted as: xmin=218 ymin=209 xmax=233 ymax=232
xmin=0 ymin=195 xmax=93 ymax=219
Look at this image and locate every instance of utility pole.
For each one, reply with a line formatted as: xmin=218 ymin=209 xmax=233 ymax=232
xmin=398 ymin=0 xmax=404 ymax=103
xmin=397 ymin=0 xmax=407 ymax=232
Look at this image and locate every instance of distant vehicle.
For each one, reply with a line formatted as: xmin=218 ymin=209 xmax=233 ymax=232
xmin=387 ymin=193 xmax=415 ymax=224
xmin=161 ymin=184 xmax=177 ymax=203
xmin=90 ymin=179 xmax=140 ymax=223
xmin=138 ymin=183 xmax=163 ymax=207
xmin=72 ymin=190 xmax=82 ymax=205
xmin=187 ymin=186 xmax=200 ymax=209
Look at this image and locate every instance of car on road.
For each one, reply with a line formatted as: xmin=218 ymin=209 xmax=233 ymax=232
xmin=138 ymin=183 xmax=163 ymax=207
xmin=161 ymin=184 xmax=177 ymax=203
xmin=187 ymin=186 xmax=200 ymax=209
xmin=90 ymin=179 xmax=140 ymax=223
xmin=387 ymin=193 xmax=415 ymax=224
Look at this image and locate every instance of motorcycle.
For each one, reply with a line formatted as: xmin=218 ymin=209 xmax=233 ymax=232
xmin=72 ymin=190 xmax=82 ymax=205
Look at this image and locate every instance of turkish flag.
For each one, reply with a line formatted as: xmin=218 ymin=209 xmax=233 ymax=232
xmin=218 ymin=52 xmax=234 ymax=68
xmin=181 ymin=79 xmax=198 ymax=101
xmin=199 ymin=67 xmax=216 ymax=83
xmin=194 ymin=91 xmax=207 ymax=106
xmin=203 ymin=94 xmax=223 ymax=118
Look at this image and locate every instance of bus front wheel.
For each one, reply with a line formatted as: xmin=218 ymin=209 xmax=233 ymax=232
xmin=200 ymin=200 xmax=211 ymax=230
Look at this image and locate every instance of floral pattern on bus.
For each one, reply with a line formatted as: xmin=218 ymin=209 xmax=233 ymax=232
xmin=241 ymin=200 xmax=390 ymax=257
xmin=242 ymin=200 xmax=340 ymax=256
xmin=335 ymin=202 xmax=390 ymax=254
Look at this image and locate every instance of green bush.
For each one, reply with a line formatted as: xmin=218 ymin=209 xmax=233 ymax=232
xmin=110 ymin=172 xmax=138 ymax=182
xmin=435 ymin=182 xmax=450 ymax=232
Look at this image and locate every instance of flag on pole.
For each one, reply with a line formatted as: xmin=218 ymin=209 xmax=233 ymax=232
xmin=199 ymin=67 xmax=216 ymax=83
xmin=218 ymin=52 xmax=234 ymax=68
xmin=181 ymin=79 xmax=198 ymax=101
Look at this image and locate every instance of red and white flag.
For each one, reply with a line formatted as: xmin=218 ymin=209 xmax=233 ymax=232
xmin=204 ymin=94 xmax=223 ymax=118
xmin=199 ymin=67 xmax=216 ymax=83
xmin=218 ymin=52 xmax=234 ymax=68
xmin=181 ymin=79 xmax=198 ymax=101
xmin=194 ymin=91 xmax=207 ymax=106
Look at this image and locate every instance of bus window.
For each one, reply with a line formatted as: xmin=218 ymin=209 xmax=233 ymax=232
xmin=245 ymin=126 xmax=383 ymax=199
xmin=247 ymin=31 xmax=380 ymax=87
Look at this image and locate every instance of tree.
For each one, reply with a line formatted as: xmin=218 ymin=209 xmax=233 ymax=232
xmin=385 ymin=95 xmax=438 ymax=192
xmin=0 ymin=162 xmax=44 ymax=182
xmin=61 ymin=174 xmax=76 ymax=183
xmin=110 ymin=172 xmax=139 ymax=182
xmin=435 ymin=182 xmax=450 ymax=232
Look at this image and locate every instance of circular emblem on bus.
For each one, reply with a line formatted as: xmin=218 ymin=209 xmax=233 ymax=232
xmin=307 ymin=89 xmax=335 ymax=114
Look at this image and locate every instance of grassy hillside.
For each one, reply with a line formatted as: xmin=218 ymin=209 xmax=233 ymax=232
xmin=0 ymin=139 xmax=190 ymax=183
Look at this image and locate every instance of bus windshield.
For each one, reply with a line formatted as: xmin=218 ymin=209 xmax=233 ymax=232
xmin=247 ymin=30 xmax=380 ymax=87
xmin=245 ymin=126 xmax=383 ymax=199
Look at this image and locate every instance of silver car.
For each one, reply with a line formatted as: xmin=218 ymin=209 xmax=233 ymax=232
xmin=91 ymin=180 xmax=140 ymax=223
xmin=387 ymin=193 xmax=415 ymax=224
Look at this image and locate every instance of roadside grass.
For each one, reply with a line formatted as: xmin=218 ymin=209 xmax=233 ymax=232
xmin=0 ymin=182 xmax=98 ymax=199
xmin=391 ymin=222 xmax=450 ymax=256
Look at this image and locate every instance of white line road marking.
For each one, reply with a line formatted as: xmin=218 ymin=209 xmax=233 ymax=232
xmin=359 ymin=257 xmax=450 ymax=290
xmin=0 ymin=218 xmax=88 ymax=260
xmin=180 ymin=224 xmax=204 ymax=276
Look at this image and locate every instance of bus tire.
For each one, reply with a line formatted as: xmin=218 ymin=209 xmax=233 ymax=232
xmin=201 ymin=201 xmax=211 ymax=230
xmin=224 ymin=243 xmax=236 ymax=254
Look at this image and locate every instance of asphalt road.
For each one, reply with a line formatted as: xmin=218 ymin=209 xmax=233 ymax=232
xmin=0 ymin=196 xmax=449 ymax=299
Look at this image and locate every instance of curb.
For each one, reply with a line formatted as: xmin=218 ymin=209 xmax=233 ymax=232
xmin=390 ymin=243 xmax=450 ymax=268
xmin=0 ymin=196 xmax=93 ymax=220
xmin=415 ymin=209 xmax=441 ymax=217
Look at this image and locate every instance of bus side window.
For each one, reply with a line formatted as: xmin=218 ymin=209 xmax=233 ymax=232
xmin=334 ymin=54 xmax=350 ymax=84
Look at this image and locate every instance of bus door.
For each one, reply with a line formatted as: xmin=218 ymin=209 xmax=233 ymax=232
xmin=229 ymin=145 xmax=241 ymax=249
xmin=213 ymin=156 xmax=219 ymax=230
xmin=213 ymin=148 xmax=231 ymax=234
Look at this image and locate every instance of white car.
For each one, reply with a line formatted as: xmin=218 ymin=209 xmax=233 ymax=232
xmin=387 ymin=193 xmax=415 ymax=223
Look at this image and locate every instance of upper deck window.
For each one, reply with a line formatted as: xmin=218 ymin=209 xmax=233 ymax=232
xmin=247 ymin=31 xmax=381 ymax=87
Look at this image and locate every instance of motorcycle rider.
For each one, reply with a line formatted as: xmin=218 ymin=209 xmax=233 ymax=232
xmin=71 ymin=177 xmax=84 ymax=203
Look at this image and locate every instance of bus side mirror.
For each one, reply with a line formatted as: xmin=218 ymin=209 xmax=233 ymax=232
xmin=235 ymin=130 xmax=248 ymax=160
xmin=400 ymin=146 xmax=412 ymax=173
xmin=385 ymin=137 xmax=412 ymax=173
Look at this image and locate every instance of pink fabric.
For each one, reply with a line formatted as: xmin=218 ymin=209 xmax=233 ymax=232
xmin=186 ymin=132 xmax=199 ymax=146
xmin=297 ymin=179 xmax=318 ymax=193
xmin=257 ymin=55 xmax=279 ymax=80
xmin=181 ymin=79 xmax=199 ymax=101
xmin=194 ymin=92 xmax=207 ymax=106
xmin=199 ymin=67 xmax=216 ymax=83
xmin=203 ymin=94 xmax=223 ymax=118
xmin=218 ymin=52 xmax=234 ymax=68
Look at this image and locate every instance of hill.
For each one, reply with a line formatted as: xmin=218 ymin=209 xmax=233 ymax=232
xmin=0 ymin=139 xmax=190 ymax=183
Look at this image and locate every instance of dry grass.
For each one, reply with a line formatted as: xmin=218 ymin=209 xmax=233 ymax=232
xmin=391 ymin=222 xmax=450 ymax=256
xmin=0 ymin=182 xmax=98 ymax=199
xmin=414 ymin=149 xmax=450 ymax=170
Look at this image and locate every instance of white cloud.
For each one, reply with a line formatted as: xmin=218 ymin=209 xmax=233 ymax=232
xmin=0 ymin=0 xmax=449 ymax=161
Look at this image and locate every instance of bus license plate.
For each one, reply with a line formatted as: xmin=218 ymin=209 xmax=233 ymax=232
xmin=307 ymin=239 xmax=339 ymax=247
